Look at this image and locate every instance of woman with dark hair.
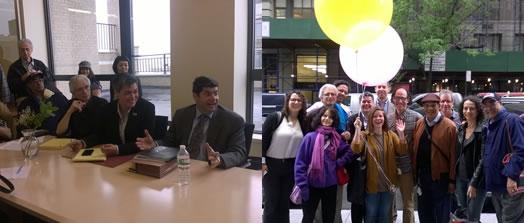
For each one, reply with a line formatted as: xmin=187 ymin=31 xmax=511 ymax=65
xmin=352 ymin=107 xmax=407 ymax=223
xmin=78 ymin=61 xmax=102 ymax=97
xmin=262 ymin=91 xmax=308 ymax=223
xmin=294 ymin=106 xmax=353 ymax=223
xmin=110 ymin=56 xmax=142 ymax=101
xmin=454 ymin=96 xmax=487 ymax=222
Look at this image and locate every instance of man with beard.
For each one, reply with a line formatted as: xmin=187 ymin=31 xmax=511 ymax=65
xmin=136 ymin=76 xmax=246 ymax=169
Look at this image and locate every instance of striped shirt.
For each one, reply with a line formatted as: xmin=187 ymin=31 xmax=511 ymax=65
xmin=388 ymin=108 xmax=423 ymax=173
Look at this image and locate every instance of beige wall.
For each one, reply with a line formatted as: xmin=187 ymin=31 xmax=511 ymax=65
xmin=171 ymin=0 xmax=247 ymax=118
xmin=19 ymin=0 xmax=48 ymax=65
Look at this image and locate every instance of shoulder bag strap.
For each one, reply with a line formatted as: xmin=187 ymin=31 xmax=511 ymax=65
xmin=423 ymin=120 xmax=450 ymax=163
xmin=505 ymin=120 xmax=514 ymax=153
xmin=0 ymin=174 xmax=14 ymax=193
xmin=362 ymin=134 xmax=393 ymax=188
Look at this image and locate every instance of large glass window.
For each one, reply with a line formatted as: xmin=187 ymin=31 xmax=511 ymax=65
xmin=0 ymin=0 xmax=19 ymax=74
xmin=275 ymin=0 xmax=287 ymax=19
xmin=48 ymin=0 xmax=121 ymax=99
xmin=515 ymin=34 xmax=524 ymax=51
xmin=293 ymin=0 xmax=313 ymax=18
xmin=474 ymin=33 xmax=502 ymax=51
xmin=296 ymin=55 xmax=327 ymax=83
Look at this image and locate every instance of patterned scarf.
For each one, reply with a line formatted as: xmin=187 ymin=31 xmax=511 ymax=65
xmin=309 ymin=125 xmax=341 ymax=182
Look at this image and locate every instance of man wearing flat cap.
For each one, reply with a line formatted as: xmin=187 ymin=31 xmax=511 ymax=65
xmin=412 ymin=93 xmax=457 ymax=223
xmin=480 ymin=93 xmax=524 ymax=223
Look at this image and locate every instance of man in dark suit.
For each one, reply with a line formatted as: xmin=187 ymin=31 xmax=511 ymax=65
xmin=136 ymin=76 xmax=246 ymax=169
xmin=69 ymin=74 xmax=155 ymax=156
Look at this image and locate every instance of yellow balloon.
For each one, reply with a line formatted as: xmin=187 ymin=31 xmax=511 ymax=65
xmin=315 ymin=0 xmax=393 ymax=50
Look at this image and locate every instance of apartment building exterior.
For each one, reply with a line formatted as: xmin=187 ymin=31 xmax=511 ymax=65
xmin=262 ymin=0 xmax=524 ymax=101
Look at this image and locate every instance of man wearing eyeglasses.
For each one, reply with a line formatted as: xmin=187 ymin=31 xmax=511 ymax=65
xmin=481 ymin=93 xmax=524 ymax=223
xmin=387 ymin=87 xmax=422 ymax=223
xmin=8 ymin=39 xmax=58 ymax=103
xmin=439 ymin=90 xmax=461 ymax=129
xmin=56 ymin=75 xmax=108 ymax=138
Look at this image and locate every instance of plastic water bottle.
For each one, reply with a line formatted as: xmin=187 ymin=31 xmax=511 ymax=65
xmin=177 ymin=145 xmax=191 ymax=185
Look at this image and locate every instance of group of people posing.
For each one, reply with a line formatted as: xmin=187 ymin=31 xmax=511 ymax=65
xmin=262 ymin=80 xmax=524 ymax=223
xmin=0 ymin=39 xmax=248 ymax=169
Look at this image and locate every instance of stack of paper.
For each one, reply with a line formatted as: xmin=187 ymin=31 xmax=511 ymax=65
xmin=132 ymin=146 xmax=178 ymax=178
xmin=40 ymin=138 xmax=74 ymax=150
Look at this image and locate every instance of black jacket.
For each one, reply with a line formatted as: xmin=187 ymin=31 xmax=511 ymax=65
xmin=82 ymin=98 xmax=155 ymax=155
xmin=346 ymin=112 xmax=367 ymax=143
xmin=456 ymin=122 xmax=486 ymax=189
xmin=59 ymin=96 xmax=108 ymax=139
xmin=7 ymin=58 xmax=57 ymax=100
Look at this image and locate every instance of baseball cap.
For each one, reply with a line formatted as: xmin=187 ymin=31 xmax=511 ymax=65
xmin=25 ymin=72 xmax=44 ymax=83
xmin=482 ymin=92 xmax=501 ymax=103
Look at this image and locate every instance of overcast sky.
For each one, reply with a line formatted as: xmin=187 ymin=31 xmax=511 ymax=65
xmin=132 ymin=0 xmax=170 ymax=55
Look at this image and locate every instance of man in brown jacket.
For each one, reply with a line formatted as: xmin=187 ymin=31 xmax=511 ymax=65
xmin=412 ymin=93 xmax=457 ymax=223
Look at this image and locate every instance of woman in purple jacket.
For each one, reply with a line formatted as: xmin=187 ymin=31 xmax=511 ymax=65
xmin=294 ymin=106 xmax=354 ymax=223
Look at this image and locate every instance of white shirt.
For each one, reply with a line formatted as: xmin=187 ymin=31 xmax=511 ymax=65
xmin=425 ymin=112 xmax=442 ymax=127
xmin=116 ymin=104 xmax=131 ymax=155
xmin=266 ymin=117 xmax=304 ymax=159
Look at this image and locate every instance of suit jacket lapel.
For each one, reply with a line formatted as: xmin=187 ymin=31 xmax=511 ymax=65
xmin=180 ymin=105 xmax=197 ymax=146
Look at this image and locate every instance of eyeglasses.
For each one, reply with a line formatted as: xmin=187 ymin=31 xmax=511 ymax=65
xmin=290 ymin=99 xmax=303 ymax=103
xmin=393 ymin=96 xmax=408 ymax=101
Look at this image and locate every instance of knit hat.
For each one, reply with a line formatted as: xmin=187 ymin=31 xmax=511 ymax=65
xmin=79 ymin=61 xmax=91 ymax=69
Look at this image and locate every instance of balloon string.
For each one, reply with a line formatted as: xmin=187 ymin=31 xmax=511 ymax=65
xmin=356 ymin=51 xmax=362 ymax=115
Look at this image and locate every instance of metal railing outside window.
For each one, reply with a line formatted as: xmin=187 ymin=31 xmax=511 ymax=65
xmin=96 ymin=23 xmax=118 ymax=52
xmin=131 ymin=53 xmax=171 ymax=74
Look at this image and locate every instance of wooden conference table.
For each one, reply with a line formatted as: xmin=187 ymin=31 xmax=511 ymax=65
xmin=0 ymin=140 xmax=262 ymax=223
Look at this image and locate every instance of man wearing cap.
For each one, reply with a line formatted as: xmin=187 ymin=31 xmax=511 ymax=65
xmin=8 ymin=39 xmax=57 ymax=103
xmin=56 ymin=75 xmax=108 ymax=138
xmin=412 ymin=93 xmax=457 ymax=223
xmin=480 ymin=93 xmax=524 ymax=223
xmin=17 ymin=73 xmax=67 ymax=135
